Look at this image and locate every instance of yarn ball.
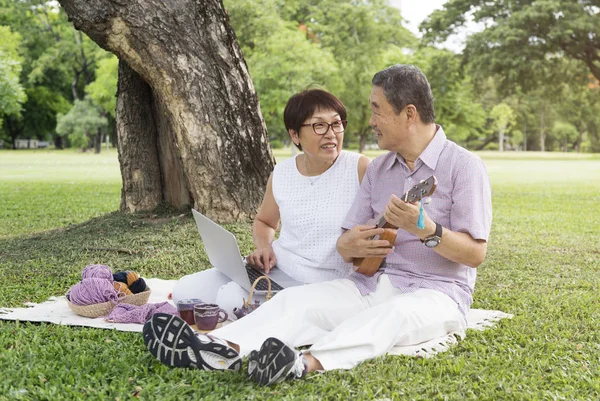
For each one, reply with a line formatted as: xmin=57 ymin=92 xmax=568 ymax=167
xmin=113 ymin=271 xmax=128 ymax=284
xmin=126 ymin=271 xmax=140 ymax=286
xmin=68 ymin=277 xmax=118 ymax=306
xmin=113 ymin=271 xmax=141 ymax=286
xmin=113 ymin=281 xmax=133 ymax=296
xmin=128 ymin=277 xmax=147 ymax=294
xmin=82 ymin=264 xmax=113 ymax=281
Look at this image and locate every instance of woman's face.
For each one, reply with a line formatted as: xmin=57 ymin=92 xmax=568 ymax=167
xmin=293 ymin=108 xmax=345 ymax=163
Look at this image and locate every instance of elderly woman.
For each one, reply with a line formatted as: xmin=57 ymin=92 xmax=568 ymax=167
xmin=170 ymin=89 xmax=370 ymax=316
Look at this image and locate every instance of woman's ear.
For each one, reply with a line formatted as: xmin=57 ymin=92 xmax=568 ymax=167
xmin=288 ymin=129 xmax=299 ymax=145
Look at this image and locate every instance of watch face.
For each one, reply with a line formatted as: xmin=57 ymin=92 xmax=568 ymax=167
xmin=424 ymin=237 xmax=440 ymax=248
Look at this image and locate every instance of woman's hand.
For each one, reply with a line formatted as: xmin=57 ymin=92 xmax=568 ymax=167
xmin=246 ymin=246 xmax=277 ymax=273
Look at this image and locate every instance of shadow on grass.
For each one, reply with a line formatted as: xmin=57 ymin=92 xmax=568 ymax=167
xmin=0 ymin=207 xmax=253 ymax=306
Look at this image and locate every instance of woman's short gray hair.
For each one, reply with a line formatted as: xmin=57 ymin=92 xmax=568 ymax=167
xmin=371 ymin=64 xmax=435 ymax=124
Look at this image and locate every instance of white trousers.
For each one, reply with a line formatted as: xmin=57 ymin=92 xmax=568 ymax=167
xmin=212 ymin=274 xmax=466 ymax=370
xmin=171 ymin=269 xmax=268 ymax=319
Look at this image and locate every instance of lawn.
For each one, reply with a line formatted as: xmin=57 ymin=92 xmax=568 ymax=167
xmin=0 ymin=148 xmax=599 ymax=400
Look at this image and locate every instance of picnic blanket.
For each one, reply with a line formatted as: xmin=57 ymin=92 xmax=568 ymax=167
xmin=0 ymin=278 xmax=512 ymax=358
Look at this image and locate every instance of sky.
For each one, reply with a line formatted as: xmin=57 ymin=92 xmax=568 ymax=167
xmin=388 ymin=0 xmax=479 ymax=52
xmin=388 ymin=0 xmax=448 ymax=36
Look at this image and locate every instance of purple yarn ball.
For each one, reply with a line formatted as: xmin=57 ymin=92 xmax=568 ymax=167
xmin=82 ymin=264 xmax=113 ymax=281
xmin=68 ymin=277 xmax=118 ymax=306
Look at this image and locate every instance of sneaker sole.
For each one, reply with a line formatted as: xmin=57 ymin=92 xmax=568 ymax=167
xmin=248 ymin=337 xmax=297 ymax=385
xmin=143 ymin=313 xmax=241 ymax=371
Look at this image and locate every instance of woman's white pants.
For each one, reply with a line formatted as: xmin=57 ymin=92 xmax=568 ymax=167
xmin=171 ymin=269 xmax=268 ymax=319
xmin=212 ymin=274 xmax=466 ymax=370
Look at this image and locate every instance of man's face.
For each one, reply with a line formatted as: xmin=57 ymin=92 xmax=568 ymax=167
xmin=369 ymin=86 xmax=406 ymax=151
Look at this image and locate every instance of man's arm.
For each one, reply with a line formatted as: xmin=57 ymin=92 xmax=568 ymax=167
xmin=383 ymin=195 xmax=487 ymax=267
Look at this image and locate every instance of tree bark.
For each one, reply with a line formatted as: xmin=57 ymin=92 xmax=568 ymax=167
xmin=540 ymin=107 xmax=546 ymax=152
xmin=116 ymin=60 xmax=163 ymax=213
xmin=358 ymin=133 xmax=367 ymax=154
xmin=58 ymin=0 xmax=274 ymax=222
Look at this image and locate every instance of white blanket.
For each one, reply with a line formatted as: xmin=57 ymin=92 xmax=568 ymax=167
xmin=0 ymin=278 xmax=512 ymax=358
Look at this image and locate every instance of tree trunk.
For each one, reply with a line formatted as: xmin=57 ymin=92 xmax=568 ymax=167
xmin=540 ymin=107 xmax=546 ymax=152
xmin=523 ymin=118 xmax=527 ymax=152
xmin=94 ymin=128 xmax=103 ymax=154
xmin=358 ymin=133 xmax=367 ymax=154
xmin=58 ymin=0 xmax=274 ymax=222
xmin=498 ymin=127 xmax=505 ymax=152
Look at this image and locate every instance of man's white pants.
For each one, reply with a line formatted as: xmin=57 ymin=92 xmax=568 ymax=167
xmin=212 ymin=274 xmax=466 ymax=370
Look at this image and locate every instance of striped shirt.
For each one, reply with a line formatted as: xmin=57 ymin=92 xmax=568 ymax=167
xmin=342 ymin=126 xmax=492 ymax=315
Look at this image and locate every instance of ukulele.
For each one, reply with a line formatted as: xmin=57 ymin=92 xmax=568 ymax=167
xmin=353 ymin=175 xmax=438 ymax=276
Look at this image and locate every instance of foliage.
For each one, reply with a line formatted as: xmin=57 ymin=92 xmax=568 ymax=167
xmin=0 ymin=1 xmax=106 ymax=144
xmin=0 ymin=150 xmax=599 ymax=399
xmin=1 ymin=0 xmax=599 ymax=153
xmin=0 ymin=26 xmax=27 ymax=129
xmin=55 ymin=99 xmax=107 ymax=149
xmin=85 ymin=54 xmax=118 ymax=118
xmin=551 ymin=121 xmax=579 ymax=151
xmin=225 ymin=0 xmax=418 ymax=149
xmin=490 ymin=102 xmax=516 ymax=150
xmin=305 ymin=0 xmax=417 ymax=146
xmin=422 ymin=0 xmax=600 ymax=83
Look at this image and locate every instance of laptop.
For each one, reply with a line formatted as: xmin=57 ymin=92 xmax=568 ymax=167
xmin=191 ymin=209 xmax=303 ymax=295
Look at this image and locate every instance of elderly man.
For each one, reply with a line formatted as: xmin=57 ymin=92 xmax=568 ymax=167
xmin=143 ymin=64 xmax=492 ymax=386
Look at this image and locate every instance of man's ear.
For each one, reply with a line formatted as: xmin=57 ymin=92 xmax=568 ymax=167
xmin=405 ymin=104 xmax=417 ymax=122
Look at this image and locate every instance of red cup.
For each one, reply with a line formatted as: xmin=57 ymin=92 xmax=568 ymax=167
xmin=176 ymin=299 xmax=203 ymax=325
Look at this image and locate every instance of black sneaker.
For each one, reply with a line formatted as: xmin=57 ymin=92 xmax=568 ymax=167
xmin=143 ymin=313 xmax=241 ymax=371
xmin=247 ymin=337 xmax=307 ymax=385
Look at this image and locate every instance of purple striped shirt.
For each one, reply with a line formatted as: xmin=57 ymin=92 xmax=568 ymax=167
xmin=342 ymin=126 xmax=492 ymax=315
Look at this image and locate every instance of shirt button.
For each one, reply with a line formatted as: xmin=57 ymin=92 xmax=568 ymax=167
xmin=407 ymin=177 xmax=412 ymax=181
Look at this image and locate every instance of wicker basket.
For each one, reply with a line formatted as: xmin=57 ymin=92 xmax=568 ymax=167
xmin=67 ymin=288 xmax=151 ymax=318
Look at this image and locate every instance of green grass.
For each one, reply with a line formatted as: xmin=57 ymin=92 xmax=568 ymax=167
xmin=1 ymin=148 xmax=599 ymax=400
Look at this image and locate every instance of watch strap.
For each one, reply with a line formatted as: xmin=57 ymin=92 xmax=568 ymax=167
xmin=421 ymin=222 xmax=442 ymax=243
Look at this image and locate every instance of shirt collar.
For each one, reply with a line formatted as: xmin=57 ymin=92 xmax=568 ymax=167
xmin=385 ymin=124 xmax=446 ymax=171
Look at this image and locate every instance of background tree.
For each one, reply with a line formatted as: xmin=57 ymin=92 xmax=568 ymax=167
xmin=551 ymin=121 xmax=579 ymax=152
xmin=490 ymin=103 xmax=516 ymax=152
xmin=57 ymin=0 xmax=274 ymax=221
xmin=55 ymin=98 xmax=107 ymax=151
xmin=225 ymin=0 xmax=417 ymax=152
xmin=0 ymin=26 xmax=27 ymax=138
xmin=422 ymin=0 xmax=600 ymax=82
xmin=0 ymin=0 xmax=103 ymax=148
xmin=305 ymin=0 xmax=416 ymax=152
xmin=224 ymin=0 xmax=340 ymax=147
xmin=85 ymin=53 xmax=118 ymax=150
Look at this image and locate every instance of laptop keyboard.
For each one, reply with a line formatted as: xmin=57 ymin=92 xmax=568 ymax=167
xmin=245 ymin=265 xmax=284 ymax=291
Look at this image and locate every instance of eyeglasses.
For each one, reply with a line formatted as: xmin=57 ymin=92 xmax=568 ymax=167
xmin=301 ymin=120 xmax=347 ymax=135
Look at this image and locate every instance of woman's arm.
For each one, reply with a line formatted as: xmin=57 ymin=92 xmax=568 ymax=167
xmin=357 ymin=155 xmax=371 ymax=184
xmin=246 ymin=174 xmax=280 ymax=272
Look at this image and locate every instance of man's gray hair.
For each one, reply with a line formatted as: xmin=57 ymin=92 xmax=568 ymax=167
xmin=371 ymin=64 xmax=435 ymax=124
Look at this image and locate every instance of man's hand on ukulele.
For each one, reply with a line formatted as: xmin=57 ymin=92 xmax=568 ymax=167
xmin=337 ymin=224 xmax=395 ymax=261
xmin=384 ymin=194 xmax=431 ymax=236
xmin=246 ymin=246 xmax=277 ymax=273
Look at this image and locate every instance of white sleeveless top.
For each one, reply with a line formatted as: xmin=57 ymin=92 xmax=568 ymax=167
xmin=271 ymin=150 xmax=362 ymax=283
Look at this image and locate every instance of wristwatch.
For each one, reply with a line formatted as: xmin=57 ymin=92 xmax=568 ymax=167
xmin=422 ymin=222 xmax=442 ymax=248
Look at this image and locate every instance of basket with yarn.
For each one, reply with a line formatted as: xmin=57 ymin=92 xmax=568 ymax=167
xmin=66 ymin=264 xmax=151 ymax=318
